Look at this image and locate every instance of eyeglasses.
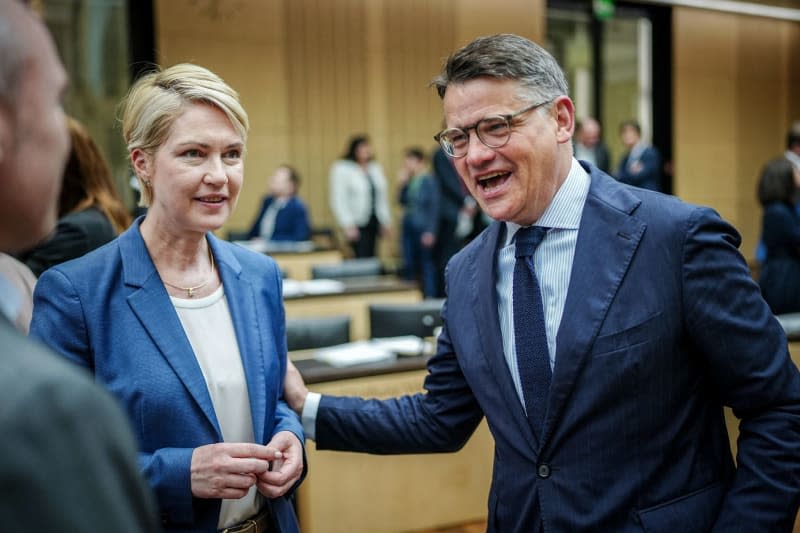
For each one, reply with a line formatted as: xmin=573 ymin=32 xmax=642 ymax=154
xmin=434 ymin=99 xmax=553 ymax=158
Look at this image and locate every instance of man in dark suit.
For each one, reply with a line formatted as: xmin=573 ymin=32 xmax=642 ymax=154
xmin=285 ymin=34 xmax=800 ymax=531
xmin=616 ymin=119 xmax=662 ymax=191
xmin=573 ymin=117 xmax=611 ymax=173
xmin=0 ymin=1 xmax=158 ymax=530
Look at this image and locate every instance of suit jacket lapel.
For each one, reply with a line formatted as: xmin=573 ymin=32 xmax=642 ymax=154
xmin=542 ymin=169 xmax=646 ymax=445
xmin=209 ymin=235 xmax=267 ymax=444
xmin=469 ymin=222 xmax=540 ymax=450
xmin=120 ymin=223 xmax=222 ymax=438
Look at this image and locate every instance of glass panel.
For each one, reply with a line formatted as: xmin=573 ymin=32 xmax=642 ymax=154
xmin=546 ymin=8 xmax=595 ymax=120
xmin=602 ymin=14 xmax=652 ymax=173
xmin=41 ymin=0 xmax=133 ymax=206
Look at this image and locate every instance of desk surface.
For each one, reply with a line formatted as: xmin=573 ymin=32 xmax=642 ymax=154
xmin=283 ymin=276 xmax=421 ymax=340
xmin=293 ymin=353 xmax=430 ymax=384
xmin=283 ymin=275 xmax=418 ymax=300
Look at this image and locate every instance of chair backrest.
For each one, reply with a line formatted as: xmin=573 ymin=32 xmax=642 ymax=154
xmin=311 ymin=257 xmax=383 ymax=280
xmin=777 ymin=313 xmax=800 ymax=341
xmin=285 ymin=315 xmax=351 ymax=351
xmin=369 ymin=299 xmax=445 ymax=339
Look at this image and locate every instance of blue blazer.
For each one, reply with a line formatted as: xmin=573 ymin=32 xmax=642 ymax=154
xmin=314 ymin=164 xmax=800 ymax=532
xmin=30 ymin=219 xmax=304 ymax=533
xmin=246 ymin=196 xmax=311 ymax=241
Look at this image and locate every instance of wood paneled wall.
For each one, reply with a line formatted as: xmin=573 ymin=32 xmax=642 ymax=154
xmin=155 ymin=0 xmax=545 ymax=248
xmin=156 ymin=1 xmax=798 ymax=263
xmin=673 ymin=8 xmax=800 ymax=259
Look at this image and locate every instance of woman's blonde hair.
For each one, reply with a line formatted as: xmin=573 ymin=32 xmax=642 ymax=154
xmin=118 ymin=63 xmax=249 ymax=206
xmin=62 ymin=117 xmax=131 ymax=233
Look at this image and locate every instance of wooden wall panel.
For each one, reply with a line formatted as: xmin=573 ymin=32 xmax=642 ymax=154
xmin=673 ymin=7 xmax=800 ymax=259
xmin=155 ymin=0 xmax=543 ymax=251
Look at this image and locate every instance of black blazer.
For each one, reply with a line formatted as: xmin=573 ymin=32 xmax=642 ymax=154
xmin=21 ymin=206 xmax=118 ymax=276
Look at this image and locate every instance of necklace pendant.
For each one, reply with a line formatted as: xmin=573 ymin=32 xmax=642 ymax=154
xmin=187 ymin=287 xmax=195 ymax=298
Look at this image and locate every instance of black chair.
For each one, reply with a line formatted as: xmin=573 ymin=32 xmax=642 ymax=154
xmin=369 ymin=299 xmax=445 ymax=339
xmin=311 ymin=257 xmax=383 ymax=280
xmin=309 ymin=226 xmax=338 ymax=249
xmin=285 ymin=315 xmax=351 ymax=351
xmin=226 ymin=229 xmax=250 ymax=241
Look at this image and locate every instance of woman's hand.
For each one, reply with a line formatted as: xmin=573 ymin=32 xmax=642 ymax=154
xmin=256 ymin=431 xmax=304 ymax=498
xmin=190 ymin=442 xmax=281 ymax=499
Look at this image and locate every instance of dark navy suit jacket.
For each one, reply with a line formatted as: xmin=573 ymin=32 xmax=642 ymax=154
xmin=246 ymin=196 xmax=311 ymax=241
xmin=617 ymin=144 xmax=661 ymax=191
xmin=30 ymin=219 xmax=305 ymax=532
xmin=313 ymin=164 xmax=800 ymax=532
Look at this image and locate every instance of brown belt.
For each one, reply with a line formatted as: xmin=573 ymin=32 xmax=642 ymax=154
xmin=220 ymin=506 xmax=274 ymax=533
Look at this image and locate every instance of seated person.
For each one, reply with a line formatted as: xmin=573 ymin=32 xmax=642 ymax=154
xmin=20 ymin=117 xmax=131 ymax=276
xmin=247 ymin=165 xmax=311 ymax=242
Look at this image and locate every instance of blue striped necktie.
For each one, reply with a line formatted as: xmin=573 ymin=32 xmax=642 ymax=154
xmin=513 ymin=226 xmax=551 ymax=436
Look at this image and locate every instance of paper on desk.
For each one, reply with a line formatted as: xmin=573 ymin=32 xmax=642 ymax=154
xmin=314 ymin=340 xmax=397 ymax=368
xmin=281 ymin=278 xmax=346 ymax=297
xmin=371 ymin=336 xmax=429 ymax=356
xmin=234 ymin=239 xmax=268 ymax=253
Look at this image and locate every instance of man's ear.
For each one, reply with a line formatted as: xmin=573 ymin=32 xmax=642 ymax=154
xmin=553 ymin=96 xmax=576 ymax=144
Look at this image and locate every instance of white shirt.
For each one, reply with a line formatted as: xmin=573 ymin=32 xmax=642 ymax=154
xmin=172 ymin=286 xmax=261 ymax=529
xmin=303 ymin=158 xmax=591 ymax=434
xmin=786 ymin=150 xmax=800 ymax=172
xmin=259 ymin=197 xmax=288 ymax=240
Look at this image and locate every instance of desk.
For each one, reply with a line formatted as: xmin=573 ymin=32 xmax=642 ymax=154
xmin=271 ymin=249 xmax=342 ymax=281
xmin=294 ymin=358 xmax=493 ymax=533
xmin=232 ymin=239 xmax=342 ymax=280
xmin=283 ymin=276 xmax=421 ymax=340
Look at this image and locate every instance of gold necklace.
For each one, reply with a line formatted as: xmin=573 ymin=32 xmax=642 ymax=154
xmin=163 ymin=249 xmax=215 ymax=298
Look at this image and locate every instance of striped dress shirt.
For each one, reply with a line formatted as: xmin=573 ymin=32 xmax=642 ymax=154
xmin=497 ymin=158 xmax=590 ymax=410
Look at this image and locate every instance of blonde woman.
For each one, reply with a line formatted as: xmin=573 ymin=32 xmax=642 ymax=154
xmin=31 ymin=63 xmax=305 ymax=532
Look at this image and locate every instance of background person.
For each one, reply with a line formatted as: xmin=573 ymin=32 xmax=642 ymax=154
xmin=285 ymin=33 xmax=800 ymax=532
xmin=616 ymin=119 xmax=661 ymax=191
xmin=20 ymin=116 xmax=131 ymax=276
xmin=757 ymin=157 xmax=800 ymax=314
xmin=246 ymin=164 xmax=311 ymax=242
xmin=328 ymin=134 xmax=391 ymax=258
xmin=756 ymin=124 xmax=800 ymax=265
xmin=397 ymin=146 xmax=440 ymax=298
xmin=0 ymin=1 xmax=158 ymax=530
xmin=31 ymin=63 xmax=305 ymax=532
xmin=573 ymin=116 xmax=610 ymax=173
xmin=432 ymin=145 xmax=473 ymax=296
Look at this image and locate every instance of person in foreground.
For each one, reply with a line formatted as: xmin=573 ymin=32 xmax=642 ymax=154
xmin=0 ymin=1 xmax=158 ymax=530
xmin=31 ymin=63 xmax=305 ymax=532
xmin=285 ymin=33 xmax=800 ymax=532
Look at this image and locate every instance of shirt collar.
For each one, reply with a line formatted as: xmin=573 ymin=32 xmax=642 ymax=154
xmin=504 ymin=157 xmax=590 ymax=246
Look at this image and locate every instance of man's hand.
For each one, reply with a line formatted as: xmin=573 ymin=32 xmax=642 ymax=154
xmin=256 ymin=431 xmax=304 ymax=498
xmin=284 ymin=359 xmax=309 ymax=415
xmin=190 ymin=443 xmax=280 ymax=499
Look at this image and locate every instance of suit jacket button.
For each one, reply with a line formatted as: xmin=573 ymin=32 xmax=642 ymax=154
xmin=537 ymin=463 xmax=551 ymax=478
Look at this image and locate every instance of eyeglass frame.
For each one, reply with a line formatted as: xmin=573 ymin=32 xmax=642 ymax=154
xmin=433 ymin=98 xmax=555 ymax=158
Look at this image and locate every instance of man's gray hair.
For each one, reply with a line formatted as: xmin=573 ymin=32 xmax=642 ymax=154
xmin=432 ymin=34 xmax=569 ymax=104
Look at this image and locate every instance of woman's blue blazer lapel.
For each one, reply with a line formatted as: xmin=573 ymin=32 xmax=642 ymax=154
xmin=119 ymin=221 xmax=223 ymax=438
